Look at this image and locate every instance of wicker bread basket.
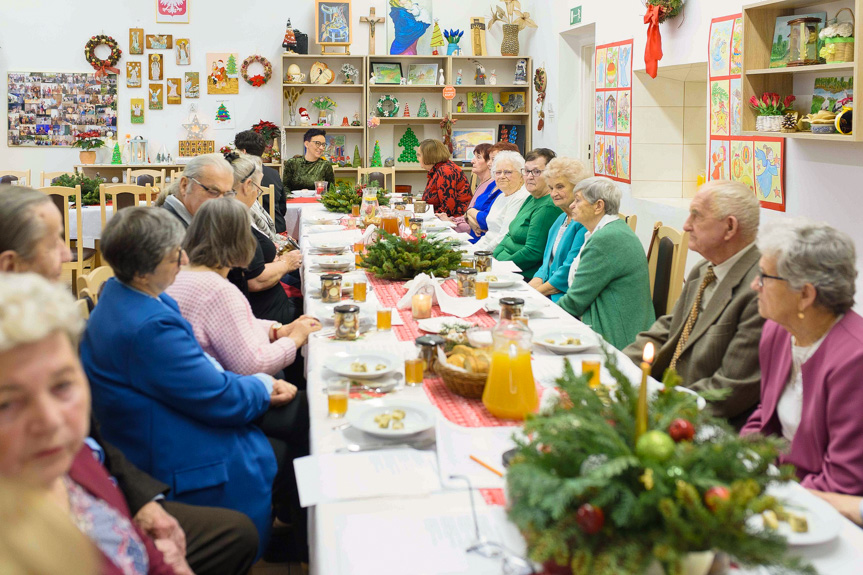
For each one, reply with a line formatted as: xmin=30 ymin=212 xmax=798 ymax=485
xmin=436 ymin=359 xmax=488 ymax=399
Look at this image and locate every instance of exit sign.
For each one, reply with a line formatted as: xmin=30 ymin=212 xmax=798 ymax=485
xmin=570 ymin=5 xmax=582 ymax=25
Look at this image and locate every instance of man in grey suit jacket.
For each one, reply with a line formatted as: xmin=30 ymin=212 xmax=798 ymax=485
xmin=624 ymin=180 xmax=764 ymax=429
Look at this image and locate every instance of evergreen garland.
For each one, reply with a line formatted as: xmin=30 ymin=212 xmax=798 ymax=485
xmin=646 ymin=0 xmax=684 ymax=24
xmin=360 ymin=232 xmax=462 ymax=280
xmin=320 ymin=181 xmax=389 ymax=213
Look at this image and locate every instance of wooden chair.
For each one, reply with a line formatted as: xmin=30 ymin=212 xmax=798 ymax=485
xmin=169 ymin=169 xmax=184 ymax=183
xmin=357 ymin=167 xmax=395 ymax=190
xmin=40 ymin=171 xmax=73 ymax=187
xmin=647 ymin=221 xmax=690 ymax=317
xmin=258 ymin=184 xmax=276 ymax=221
xmin=0 ymin=170 xmax=31 ymax=186
xmin=75 ymin=296 xmax=92 ymax=320
xmin=76 ymin=266 xmax=114 ymax=303
xmin=99 ymin=184 xmax=155 ymax=228
xmin=618 ymin=212 xmax=637 ymax=233
xmin=37 ymin=185 xmax=97 ymax=289
xmin=126 ymin=168 xmax=166 ymax=188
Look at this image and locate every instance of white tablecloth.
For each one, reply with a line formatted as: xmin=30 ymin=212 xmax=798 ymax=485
xmin=68 ymin=205 xmax=112 ymax=249
xmin=295 ymin=203 xmax=863 ymax=575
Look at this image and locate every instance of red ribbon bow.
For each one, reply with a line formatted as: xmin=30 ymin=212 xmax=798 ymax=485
xmin=94 ymin=64 xmax=120 ymax=82
xmin=644 ymin=5 xmax=664 ymax=79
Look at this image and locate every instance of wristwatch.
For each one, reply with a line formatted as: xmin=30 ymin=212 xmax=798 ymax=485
xmin=270 ymin=322 xmax=283 ymax=340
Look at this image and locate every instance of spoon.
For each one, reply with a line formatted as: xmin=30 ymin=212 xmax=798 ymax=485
xmin=337 ymin=436 xmax=436 ymax=453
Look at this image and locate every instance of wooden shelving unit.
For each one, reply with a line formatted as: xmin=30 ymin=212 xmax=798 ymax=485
xmin=742 ymin=0 xmax=861 ymax=140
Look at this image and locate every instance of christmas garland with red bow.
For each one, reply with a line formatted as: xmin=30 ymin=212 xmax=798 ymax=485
xmin=241 ymin=55 xmax=272 ymax=87
xmin=84 ymin=34 xmax=122 ymax=80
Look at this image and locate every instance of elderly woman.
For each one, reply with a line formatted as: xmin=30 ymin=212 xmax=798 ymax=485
xmin=166 ymin=198 xmax=320 ymax=376
xmin=225 ymin=153 xmax=303 ymax=325
xmin=158 ymin=153 xmax=235 ymax=226
xmin=281 ymin=128 xmax=335 ymax=193
xmin=417 ymin=138 xmax=472 ymax=217
xmin=492 ymin=149 xmax=565 ymax=280
xmin=0 ymin=185 xmax=71 ymax=280
xmin=470 ymin=150 xmax=530 ymax=252
xmin=80 ymin=207 xmax=299 ymax=550
xmin=0 ymin=272 xmax=175 ymax=575
xmin=557 ymin=177 xmax=654 ymax=349
xmin=528 ymin=157 xmax=591 ymax=301
xmin=742 ymin=220 xmax=863 ymax=495
xmin=443 ymin=143 xmax=497 ymax=233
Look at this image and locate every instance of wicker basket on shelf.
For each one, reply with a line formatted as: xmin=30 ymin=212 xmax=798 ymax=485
xmin=822 ymin=8 xmax=855 ymax=64
xmin=436 ymin=359 xmax=488 ymax=399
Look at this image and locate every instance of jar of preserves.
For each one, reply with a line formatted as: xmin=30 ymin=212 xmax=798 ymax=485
xmin=499 ymin=297 xmax=524 ymax=320
xmin=415 ymin=335 xmax=446 ymax=377
xmin=321 ymin=273 xmax=342 ymax=303
xmin=333 ymin=304 xmax=361 ymax=340
xmin=456 ymin=268 xmax=478 ymax=297
xmin=474 ymin=251 xmax=493 ymax=272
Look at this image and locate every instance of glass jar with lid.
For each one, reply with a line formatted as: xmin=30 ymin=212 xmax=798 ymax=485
xmin=456 ymin=268 xmax=478 ymax=296
xmin=415 ymin=335 xmax=446 ymax=377
xmin=474 ymin=251 xmax=493 ymax=272
xmin=321 ymin=274 xmax=343 ymax=303
xmin=499 ymin=297 xmax=524 ymax=320
xmin=333 ymin=304 xmax=360 ymax=340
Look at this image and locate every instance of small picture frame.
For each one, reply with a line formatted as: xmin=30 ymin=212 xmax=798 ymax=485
xmin=126 ymin=62 xmax=142 ymax=88
xmin=166 ymin=78 xmax=182 ymax=104
xmin=372 ymin=62 xmax=403 ymax=85
xmin=146 ymin=34 xmax=173 ymax=50
xmin=148 ymin=54 xmax=164 ymax=81
xmin=176 ymin=38 xmax=191 ymax=65
xmin=407 ymin=63 xmax=438 ymax=85
xmin=315 ymin=1 xmax=351 ymax=47
xmin=500 ymin=91 xmax=526 ymax=113
xmin=129 ymin=28 xmax=144 ymax=55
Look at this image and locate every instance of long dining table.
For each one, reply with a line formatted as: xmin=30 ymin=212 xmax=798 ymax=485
xmin=295 ymin=202 xmax=863 ymax=575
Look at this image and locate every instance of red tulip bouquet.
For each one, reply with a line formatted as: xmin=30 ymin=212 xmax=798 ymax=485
xmin=748 ymin=92 xmax=796 ymax=116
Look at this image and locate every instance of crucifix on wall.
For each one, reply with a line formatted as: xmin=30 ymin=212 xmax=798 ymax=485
xmin=360 ymin=7 xmax=385 ymax=55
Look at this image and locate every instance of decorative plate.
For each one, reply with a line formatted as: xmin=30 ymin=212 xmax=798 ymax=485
xmin=309 ymin=61 xmax=335 ymax=84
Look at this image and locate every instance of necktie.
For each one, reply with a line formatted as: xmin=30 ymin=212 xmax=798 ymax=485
xmin=669 ymin=266 xmax=716 ymax=370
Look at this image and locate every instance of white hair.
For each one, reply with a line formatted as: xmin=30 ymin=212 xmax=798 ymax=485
xmin=574 ymin=176 xmax=621 ymax=215
xmin=0 ymin=272 xmax=83 ymax=353
xmin=700 ymin=179 xmax=760 ymax=241
xmin=159 ymin=153 xmax=232 ymax=205
xmin=491 ymin=150 xmax=525 ymax=174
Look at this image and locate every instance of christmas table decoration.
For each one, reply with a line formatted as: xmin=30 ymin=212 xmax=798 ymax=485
xmin=320 ymin=181 xmax=389 ymax=213
xmin=417 ymin=98 xmax=430 ymax=118
xmin=488 ymin=1 xmax=537 ymax=57
xmin=506 ymin=359 xmax=815 ymax=575
xmin=85 ymin=34 xmax=122 ymax=81
xmin=430 ymin=20 xmax=446 ymax=55
xmin=360 ymin=232 xmax=462 ymax=280
xmin=370 ymin=141 xmax=383 ymax=167
xmin=241 ymin=55 xmax=272 ymax=87
xmin=52 ymin=173 xmax=103 ymax=205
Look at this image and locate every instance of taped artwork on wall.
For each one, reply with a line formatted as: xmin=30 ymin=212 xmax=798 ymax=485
xmin=594 ymin=39 xmax=632 ymax=183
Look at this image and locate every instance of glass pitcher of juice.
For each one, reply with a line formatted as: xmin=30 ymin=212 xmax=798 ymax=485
xmin=482 ymin=309 xmax=538 ymax=420
xmin=360 ymin=190 xmax=380 ymax=227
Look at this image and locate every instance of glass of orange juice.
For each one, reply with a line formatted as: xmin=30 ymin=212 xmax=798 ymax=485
xmin=377 ymin=307 xmax=392 ymax=330
xmin=404 ymin=357 xmax=425 ymax=386
xmin=327 ymin=379 xmax=350 ymax=418
xmin=351 ymin=204 xmax=360 ymax=217
xmin=353 ymin=280 xmax=367 ymax=302
xmin=582 ymin=360 xmax=601 ymax=389
xmin=475 ymin=280 xmax=489 ymax=300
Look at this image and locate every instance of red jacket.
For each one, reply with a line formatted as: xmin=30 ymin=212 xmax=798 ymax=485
xmin=69 ymin=445 xmax=175 ymax=575
xmin=423 ymin=160 xmax=471 ymax=217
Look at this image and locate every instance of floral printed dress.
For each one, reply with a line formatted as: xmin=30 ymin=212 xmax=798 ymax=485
xmin=422 ymin=160 xmax=471 ymax=217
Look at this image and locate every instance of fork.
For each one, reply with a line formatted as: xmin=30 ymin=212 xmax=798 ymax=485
xmin=337 ymin=436 xmax=436 ymax=453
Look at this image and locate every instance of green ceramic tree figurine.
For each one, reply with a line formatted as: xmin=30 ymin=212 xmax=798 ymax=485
xmin=370 ymin=140 xmax=382 ymax=167
xmin=352 ymin=144 xmax=362 ymax=167
xmin=111 ymin=143 xmax=122 ymax=164
xmin=417 ymin=98 xmax=429 ymax=118
xmin=397 ymin=127 xmax=420 ymax=163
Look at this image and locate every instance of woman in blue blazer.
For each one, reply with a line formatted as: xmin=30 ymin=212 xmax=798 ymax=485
xmin=529 ymin=157 xmax=592 ymax=302
xmin=80 ymin=207 xmax=300 ymax=555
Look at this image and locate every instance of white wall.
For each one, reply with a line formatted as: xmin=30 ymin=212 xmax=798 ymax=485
xmin=0 ymin=0 xmax=547 ymax=174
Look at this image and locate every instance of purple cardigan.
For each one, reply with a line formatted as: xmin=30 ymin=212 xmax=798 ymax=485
xmin=741 ymin=312 xmax=863 ymax=495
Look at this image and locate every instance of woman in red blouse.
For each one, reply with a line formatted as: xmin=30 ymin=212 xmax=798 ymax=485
xmin=417 ymin=139 xmax=471 ymax=217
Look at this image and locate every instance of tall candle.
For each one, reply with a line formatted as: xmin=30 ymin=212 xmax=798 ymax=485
xmin=635 ymin=342 xmax=654 ymax=442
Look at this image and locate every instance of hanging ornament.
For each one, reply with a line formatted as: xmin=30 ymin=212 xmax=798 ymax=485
xmin=635 ymin=430 xmax=675 ymax=462
xmin=241 ymin=55 xmax=272 ymax=87
xmin=639 ymin=468 xmax=655 ymax=490
xmin=84 ymin=34 xmax=122 ymax=81
xmin=668 ymin=419 xmax=695 ymax=442
xmin=533 ymin=67 xmax=547 ymax=131
xmin=575 ymin=504 xmax=605 ymax=534
xmin=704 ymin=486 xmax=731 ymax=511
xmin=645 ymin=0 xmax=684 ymax=24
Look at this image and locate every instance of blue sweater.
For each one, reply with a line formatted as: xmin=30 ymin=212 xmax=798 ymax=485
xmin=533 ymin=214 xmax=587 ymax=302
xmin=468 ymin=182 xmax=503 ymax=242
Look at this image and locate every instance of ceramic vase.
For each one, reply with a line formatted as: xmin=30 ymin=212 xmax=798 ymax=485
xmin=501 ymin=24 xmax=520 ymax=56
xmin=756 ymin=115 xmax=783 ymax=132
xmin=79 ymin=150 xmax=97 ymax=165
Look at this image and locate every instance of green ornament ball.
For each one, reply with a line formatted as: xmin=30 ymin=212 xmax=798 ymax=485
xmin=636 ymin=430 xmax=675 ymax=462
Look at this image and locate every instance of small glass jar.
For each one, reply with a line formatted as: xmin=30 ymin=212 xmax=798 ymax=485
xmin=321 ymin=274 xmax=343 ymax=303
xmin=413 ymin=200 xmax=428 ymax=214
xmin=499 ymin=297 xmax=525 ymax=320
xmin=333 ymin=304 xmax=360 ymax=340
xmin=408 ymin=217 xmax=423 ymax=236
xmin=474 ymin=251 xmax=493 ymax=273
xmin=456 ymin=268 xmax=478 ymax=297
xmin=416 ymin=335 xmax=446 ymax=377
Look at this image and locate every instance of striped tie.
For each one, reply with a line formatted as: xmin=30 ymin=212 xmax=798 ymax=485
xmin=669 ymin=266 xmax=716 ymax=370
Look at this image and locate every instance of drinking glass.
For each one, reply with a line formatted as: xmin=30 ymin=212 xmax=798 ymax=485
xmin=327 ymin=379 xmax=350 ymax=418
xmin=353 ymin=280 xmax=367 ymax=302
xmin=582 ymin=360 xmax=601 ymax=389
xmin=475 ymin=280 xmax=489 ymax=300
xmin=377 ymin=308 xmax=392 ymax=331
xmin=315 ymin=180 xmax=328 ymax=197
xmin=404 ymin=358 xmax=425 ymax=386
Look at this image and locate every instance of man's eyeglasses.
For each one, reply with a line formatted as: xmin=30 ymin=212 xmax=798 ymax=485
xmin=756 ymin=270 xmax=788 ymax=288
xmin=493 ymin=170 xmax=514 ymax=178
xmin=309 ymin=140 xmax=327 ymax=148
xmin=190 ymin=177 xmax=230 ymax=199
xmin=521 ymin=168 xmax=544 ymax=178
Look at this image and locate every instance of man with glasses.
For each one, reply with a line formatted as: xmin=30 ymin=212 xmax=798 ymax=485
xmin=281 ymin=128 xmax=335 ymax=195
xmin=623 ymin=180 xmax=765 ymax=429
xmin=160 ymin=153 xmax=235 ymax=228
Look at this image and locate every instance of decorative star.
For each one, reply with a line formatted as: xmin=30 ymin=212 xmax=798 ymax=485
xmin=182 ymin=114 xmax=209 ymax=140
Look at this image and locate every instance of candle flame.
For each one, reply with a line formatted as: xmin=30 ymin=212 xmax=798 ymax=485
xmin=643 ymin=342 xmax=655 ymax=364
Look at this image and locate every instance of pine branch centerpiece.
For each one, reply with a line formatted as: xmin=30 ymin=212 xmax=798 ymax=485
xmin=320 ymin=181 xmax=389 ymax=214
xmin=506 ymin=356 xmax=816 ymax=575
xmin=360 ymin=232 xmax=462 ymax=280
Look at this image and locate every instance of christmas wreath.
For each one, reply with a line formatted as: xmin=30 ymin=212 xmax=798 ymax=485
xmin=646 ymin=0 xmax=684 ymax=24
xmin=241 ymin=55 xmax=273 ymax=87
xmin=84 ymin=34 xmax=122 ymax=79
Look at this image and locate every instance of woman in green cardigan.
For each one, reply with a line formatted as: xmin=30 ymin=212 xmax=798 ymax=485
xmin=282 ymin=128 xmax=336 ymax=193
xmin=557 ymin=176 xmax=654 ymax=349
xmin=492 ymin=149 xmax=563 ymax=280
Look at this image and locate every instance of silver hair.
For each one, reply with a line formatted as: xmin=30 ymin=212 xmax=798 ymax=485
xmin=227 ymin=153 xmax=263 ymax=189
xmin=574 ymin=176 xmax=621 ymax=215
xmin=100 ymin=207 xmax=185 ymax=284
xmin=700 ymin=179 xmax=760 ymax=241
xmin=757 ymin=218 xmax=857 ymax=315
xmin=0 ymin=186 xmax=53 ymax=261
xmin=159 ymin=153 xmax=232 ymax=205
xmin=0 ymin=272 xmax=83 ymax=353
xmin=491 ymin=150 xmax=525 ymax=174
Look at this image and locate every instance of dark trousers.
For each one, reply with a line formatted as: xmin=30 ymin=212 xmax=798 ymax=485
xmin=160 ymin=500 xmax=259 ymax=575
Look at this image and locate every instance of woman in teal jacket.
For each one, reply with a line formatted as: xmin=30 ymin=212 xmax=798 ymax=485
xmin=558 ymin=177 xmax=654 ymax=349
xmin=529 ymin=157 xmax=592 ymax=302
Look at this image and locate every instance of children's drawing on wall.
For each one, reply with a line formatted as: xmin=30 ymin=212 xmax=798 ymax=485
xmin=594 ymin=134 xmax=604 ymax=175
xmin=148 ymin=54 xmax=163 ymax=81
xmin=148 ymin=83 xmax=163 ymax=110
xmin=754 ymin=142 xmax=782 ymax=202
xmin=616 ymin=136 xmax=630 ymax=181
xmin=604 ymin=92 xmax=617 ymax=133
xmin=617 ymin=91 xmax=630 ymax=133
xmin=730 ymin=18 xmax=743 ymax=75
xmin=729 ymin=78 xmax=742 ymax=135
xmin=605 ymin=46 xmax=618 ymax=89
xmin=388 ymin=0 xmax=433 ymax=55
xmin=126 ymin=62 xmax=141 ymax=88
xmin=129 ymin=28 xmax=143 ymax=55
xmin=709 ymin=19 xmax=733 ymax=77
xmin=730 ymin=140 xmax=753 ymax=190
xmin=595 ymin=95 xmax=604 ymax=132
xmin=184 ymin=72 xmax=200 ymax=98
xmin=214 ymin=99 xmax=235 ymax=130
xmin=710 ymin=80 xmax=729 ymax=136
xmin=604 ymin=138 xmax=617 ymax=178
xmin=206 ymin=53 xmax=239 ymax=95
xmin=317 ymin=1 xmax=351 ymax=44
xmin=710 ymin=140 xmax=729 ymax=180
xmin=811 ymin=76 xmax=854 ymax=113
xmin=595 ymin=48 xmax=606 ymax=88
xmin=618 ymin=44 xmax=631 ymax=88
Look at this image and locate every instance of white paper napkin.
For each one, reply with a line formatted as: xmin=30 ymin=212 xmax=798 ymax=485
xmin=397 ymin=274 xmax=438 ymax=309
xmin=491 ymin=259 xmax=523 ymax=274
xmin=361 ymin=224 xmax=378 ymax=243
xmin=396 ymin=273 xmax=485 ymax=318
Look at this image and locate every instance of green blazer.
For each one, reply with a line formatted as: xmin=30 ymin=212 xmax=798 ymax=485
xmin=492 ymin=194 xmax=561 ymax=280
xmin=558 ymin=219 xmax=655 ymax=350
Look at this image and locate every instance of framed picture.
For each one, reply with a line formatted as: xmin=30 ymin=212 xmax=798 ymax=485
xmin=129 ymin=28 xmax=144 ymax=55
xmin=387 ymin=0 xmax=433 ymax=55
xmin=452 ymin=128 xmax=495 ymax=161
xmin=176 ymin=38 xmax=191 ymax=65
xmin=146 ymin=34 xmax=172 ymax=50
xmin=500 ymin=91 xmax=526 ymax=113
xmin=407 ymin=63 xmax=438 ymax=85
xmin=372 ymin=62 xmax=402 ymax=85
xmin=131 ymin=98 xmax=145 ymax=124
xmin=126 ymin=62 xmax=142 ymax=88
xmin=148 ymin=53 xmax=164 ymax=81
xmin=497 ymin=124 xmax=525 ymax=155
xmin=315 ymin=1 xmax=351 ymax=46
xmin=156 ymin=0 xmax=190 ymax=24
xmin=166 ymin=78 xmax=181 ymax=104
xmin=148 ymin=83 xmax=163 ymax=110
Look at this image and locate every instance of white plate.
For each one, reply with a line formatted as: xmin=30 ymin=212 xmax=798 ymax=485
xmin=477 ymin=272 xmax=522 ymax=289
xmin=308 ymin=239 xmax=349 ymax=252
xmin=747 ymin=484 xmax=842 ymax=545
xmin=306 ymin=218 xmax=340 ymax=226
xmin=292 ymin=189 xmax=317 ymax=197
xmin=416 ymin=317 xmax=475 ymax=334
xmin=316 ymin=256 xmax=353 ymax=270
xmin=347 ymin=400 xmax=437 ymax=438
xmin=533 ymin=329 xmax=597 ymax=354
xmin=329 ymin=353 xmax=395 ymax=380
xmin=423 ymin=221 xmax=453 ymax=232
xmin=307 ymin=224 xmax=346 ymax=234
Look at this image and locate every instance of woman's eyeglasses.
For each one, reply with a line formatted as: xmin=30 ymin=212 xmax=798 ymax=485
xmin=521 ymin=168 xmax=544 ymax=178
xmin=493 ymin=170 xmax=514 ymax=178
xmin=756 ymin=270 xmax=788 ymax=288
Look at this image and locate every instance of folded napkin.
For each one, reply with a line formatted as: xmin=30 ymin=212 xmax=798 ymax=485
xmin=361 ymin=224 xmax=378 ymax=244
xmin=491 ymin=259 xmax=522 ymax=274
xmin=397 ymin=274 xmax=485 ymax=319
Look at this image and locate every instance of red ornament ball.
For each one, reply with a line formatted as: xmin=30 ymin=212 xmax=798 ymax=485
xmin=704 ymin=486 xmax=730 ymax=511
xmin=668 ymin=419 xmax=695 ymax=442
xmin=575 ymin=503 xmax=605 ymax=535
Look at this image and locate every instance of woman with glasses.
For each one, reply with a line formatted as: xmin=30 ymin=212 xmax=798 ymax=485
xmin=445 ymin=142 xmax=516 ymax=235
xmin=742 ymin=219 xmax=863 ymax=496
xmin=470 ymin=151 xmax=530 ymax=252
xmin=492 ymin=149 xmax=564 ymax=280
xmin=281 ymin=128 xmax=335 ymax=194
xmin=417 ymin=139 xmax=472 ymax=217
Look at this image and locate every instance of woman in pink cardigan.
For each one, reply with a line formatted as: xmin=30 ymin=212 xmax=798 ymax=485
xmin=166 ymin=197 xmax=320 ymax=376
xmin=742 ymin=219 xmax=863 ymax=496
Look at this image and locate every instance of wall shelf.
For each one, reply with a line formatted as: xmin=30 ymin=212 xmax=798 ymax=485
xmin=369 ymin=85 xmax=446 ymax=92
xmin=282 ymin=125 xmax=364 ymax=132
xmin=282 ymin=83 xmax=364 ymax=91
xmin=452 ymin=112 xmax=530 ymax=120
xmin=377 ymin=117 xmax=442 ymax=124
xmin=744 ymin=62 xmax=856 ymax=75
xmin=741 ymin=130 xmax=855 ymax=140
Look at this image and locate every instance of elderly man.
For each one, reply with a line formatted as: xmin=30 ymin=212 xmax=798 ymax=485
xmin=160 ymin=153 xmax=234 ymax=227
xmin=0 ymin=185 xmax=259 ymax=575
xmin=623 ymin=180 xmax=764 ymax=428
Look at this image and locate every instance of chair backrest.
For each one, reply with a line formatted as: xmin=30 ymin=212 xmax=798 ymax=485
xmin=40 ymin=171 xmax=73 ymax=187
xmin=75 ymin=296 xmax=92 ymax=320
xmin=619 ymin=212 xmax=637 ymax=233
xmin=126 ymin=168 xmax=166 ymax=187
xmin=169 ymin=169 xmax=184 ymax=183
xmin=394 ymin=184 xmax=412 ymax=195
xmin=76 ymin=266 xmax=114 ymax=303
xmin=99 ymin=184 xmax=154 ymax=228
xmin=357 ymin=167 xmax=395 ymax=190
xmin=37 ymin=185 xmax=83 ymax=264
xmin=257 ymin=184 xmax=276 ymax=220
xmin=0 ymin=170 xmax=31 ymax=186
xmin=647 ymin=222 xmax=690 ymax=317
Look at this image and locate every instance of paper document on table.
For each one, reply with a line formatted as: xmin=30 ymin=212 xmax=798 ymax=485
xmin=294 ymin=450 xmax=441 ymax=507
xmin=436 ymin=419 xmax=519 ymax=489
xmin=491 ymin=259 xmax=522 ymax=273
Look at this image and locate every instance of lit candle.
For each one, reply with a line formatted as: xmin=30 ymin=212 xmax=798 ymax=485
xmin=635 ymin=342 xmax=654 ymax=442
xmin=412 ymin=293 xmax=432 ymax=319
